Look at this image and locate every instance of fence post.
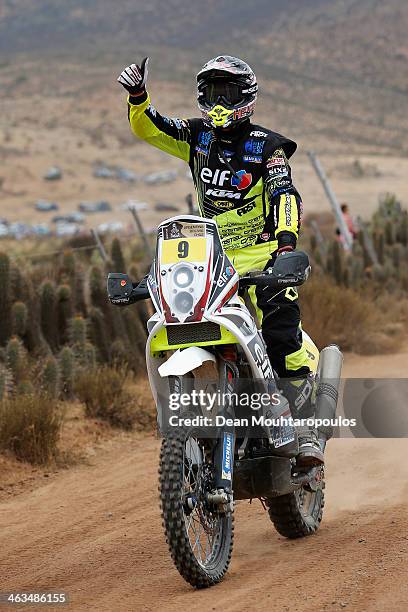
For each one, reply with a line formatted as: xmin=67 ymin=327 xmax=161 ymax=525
xmin=128 ymin=204 xmax=154 ymax=260
xmin=307 ymin=151 xmax=353 ymax=251
xmin=91 ymin=228 xmax=107 ymax=262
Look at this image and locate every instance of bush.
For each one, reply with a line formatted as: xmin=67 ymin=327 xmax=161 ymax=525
xmin=300 ymin=275 xmax=403 ymax=354
xmin=75 ymin=366 xmax=137 ymax=430
xmin=0 ymin=393 xmax=63 ymax=464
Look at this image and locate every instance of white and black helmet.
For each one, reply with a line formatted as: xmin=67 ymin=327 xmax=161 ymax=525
xmin=197 ymin=55 xmax=258 ymax=129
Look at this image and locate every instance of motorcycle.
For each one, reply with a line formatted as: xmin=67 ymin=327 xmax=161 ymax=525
xmin=107 ymin=215 xmax=342 ymax=588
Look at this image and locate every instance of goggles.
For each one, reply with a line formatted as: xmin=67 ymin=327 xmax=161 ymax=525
xmin=199 ymin=80 xmax=246 ymax=108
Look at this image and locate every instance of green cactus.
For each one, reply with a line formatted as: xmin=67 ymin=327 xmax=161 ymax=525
xmin=68 ymin=315 xmax=96 ymax=369
xmin=111 ymin=237 xmax=126 ymax=272
xmin=59 ymin=346 xmax=75 ymax=398
xmin=12 ymin=301 xmax=28 ymax=337
xmin=74 ymin=266 xmax=87 ymax=317
xmin=331 ymin=240 xmax=343 ymax=285
xmin=40 ymin=356 xmax=60 ymax=398
xmin=88 ymin=306 xmax=111 ymax=362
xmin=6 ymin=336 xmax=27 ymax=385
xmin=40 ymin=280 xmax=58 ymax=351
xmin=377 ymin=232 xmax=385 ymax=265
xmin=0 ymin=252 xmax=12 ymax=345
xmin=69 ymin=315 xmax=87 ymax=349
xmin=82 ymin=342 xmax=96 ymax=369
xmin=89 ymin=265 xmax=108 ymax=313
xmin=0 ymin=364 xmax=13 ymax=399
xmin=61 ymin=249 xmax=77 ymax=278
xmin=57 ymin=284 xmax=73 ymax=345
xmin=384 ymin=221 xmax=394 ymax=246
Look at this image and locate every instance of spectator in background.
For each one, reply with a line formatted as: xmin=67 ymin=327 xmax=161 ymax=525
xmin=336 ymin=202 xmax=357 ymax=245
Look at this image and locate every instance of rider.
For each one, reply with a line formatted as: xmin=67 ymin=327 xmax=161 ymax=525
xmin=118 ymin=55 xmax=323 ymax=466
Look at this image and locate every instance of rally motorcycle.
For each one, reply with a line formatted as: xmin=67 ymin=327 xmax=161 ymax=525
xmin=107 ymin=215 xmax=342 ymax=589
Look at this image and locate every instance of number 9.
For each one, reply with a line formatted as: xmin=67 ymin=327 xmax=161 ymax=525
xmin=178 ymin=240 xmax=189 ymax=259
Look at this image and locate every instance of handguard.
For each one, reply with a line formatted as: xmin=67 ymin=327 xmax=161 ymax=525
xmin=107 ymin=273 xmax=149 ymax=306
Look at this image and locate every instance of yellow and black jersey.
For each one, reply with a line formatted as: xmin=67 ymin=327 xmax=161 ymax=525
xmin=128 ymin=92 xmax=302 ymax=268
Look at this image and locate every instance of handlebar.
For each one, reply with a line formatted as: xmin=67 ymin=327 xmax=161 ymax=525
xmin=107 ymin=251 xmax=310 ymax=306
xmin=239 ymin=250 xmax=310 ymax=290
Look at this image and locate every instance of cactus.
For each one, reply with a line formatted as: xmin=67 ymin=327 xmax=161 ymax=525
xmin=61 ymin=249 xmax=76 ymax=278
xmin=68 ymin=315 xmax=96 ymax=369
xmin=88 ymin=307 xmax=111 ymax=362
xmin=6 ymin=336 xmax=27 ymax=385
xmin=69 ymin=315 xmax=87 ymax=349
xmin=12 ymin=301 xmax=28 ymax=337
xmin=0 ymin=364 xmax=13 ymax=399
xmin=331 ymin=240 xmax=343 ymax=285
xmin=57 ymin=284 xmax=73 ymax=345
xmin=89 ymin=265 xmax=109 ymax=313
xmin=377 ymin=232 xmax=385 ymax=265
xmin=0 ymin=252 xmax=12 ymax=345
xmin=59 ymin=346 xmax=75 ymax=398
xmin=384 ymin=221 xmax=394 ymax=246
xmin=40 ymin=356 xmax=60 ymax=398
xmin=74 ymin=266 xmax=87 ymax=317
xmin=40 ymin=280 xmax=58 ymax=351
xmin=111 ymin=237 xmax=126 ymax=272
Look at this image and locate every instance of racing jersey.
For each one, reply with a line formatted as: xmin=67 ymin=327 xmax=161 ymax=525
xmin=127 ymin=92 xmax=302 ymax=257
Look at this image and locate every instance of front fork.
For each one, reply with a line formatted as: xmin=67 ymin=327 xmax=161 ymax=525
xmin=209 ymin=430 xmax=235 ymax=514
xmin=209 ymin=349 xmax=237 ymax=513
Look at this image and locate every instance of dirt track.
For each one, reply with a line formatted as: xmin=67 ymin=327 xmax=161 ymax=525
xmin=1 ymin=356 xmax=408 ymax=612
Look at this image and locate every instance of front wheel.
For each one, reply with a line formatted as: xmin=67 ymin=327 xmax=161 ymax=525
xmin=266 ymin=474 xmax=325 ymax=538
xmin=159 ymin=427 xmax=234 ymax=588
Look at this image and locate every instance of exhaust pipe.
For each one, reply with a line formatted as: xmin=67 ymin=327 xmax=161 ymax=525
xmin=314 ymin=345 xmax=343 ymax=450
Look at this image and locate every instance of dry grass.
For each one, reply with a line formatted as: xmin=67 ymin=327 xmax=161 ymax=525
xmin=300 ymin=275 xmax=406 ymax=355
xmin=0 ymin=393 xmax=63 ymax=464
xmin=75 ymin=366 xmax=153 ymax=430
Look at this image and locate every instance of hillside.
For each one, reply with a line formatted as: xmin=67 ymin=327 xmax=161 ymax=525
xmin=1 ymin=0 xmax=407 ymax=152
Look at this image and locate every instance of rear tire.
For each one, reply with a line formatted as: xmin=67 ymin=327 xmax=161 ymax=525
xmin=159 ymin=427 xmax=234 ymax=588
xmin=266 ymin=476 xmax=325 ymax=538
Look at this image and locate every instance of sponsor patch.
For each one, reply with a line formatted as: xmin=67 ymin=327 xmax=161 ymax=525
xmin=163 ymin=222 xmax=206 ymax=240
xmin=206 ymin=188 xmax=241 ymax=200
xmin=244 ymin=139 xmax=265 ymax=155
xmin=221 ymin=432 xmax=233 ymax=481
xmin=237 ymin=201 xmax=256 ymax=216
xmin=243 ymin=155 xmax=262 ymax=163
xmin=231 ymin=170 xmax=252 ymax=191
xmin=212 ymin=200 xmax=235 ymax=209
xmin=250 ymin=130 xmax=268 ymax=137
xmin=267 ymin=156 xmax=286 ymax=169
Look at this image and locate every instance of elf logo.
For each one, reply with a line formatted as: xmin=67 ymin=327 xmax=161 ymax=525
xmin=200 ymin=167 xmax=252 ymax=191
xmin=200 ymin=167 xmax=231 ymax=186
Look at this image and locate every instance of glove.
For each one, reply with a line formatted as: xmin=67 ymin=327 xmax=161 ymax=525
xmin=117 ymin=57 xmax=149 ymax=96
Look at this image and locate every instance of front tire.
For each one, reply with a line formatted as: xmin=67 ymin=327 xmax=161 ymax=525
xmin=266 ymin=476 xmax=325 ymax=538
xmin=159 ymin=427 xmax=234 ymax=588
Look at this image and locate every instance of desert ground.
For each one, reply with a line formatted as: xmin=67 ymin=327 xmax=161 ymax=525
xmin=0 ymin=352 xmax=407 ymax=612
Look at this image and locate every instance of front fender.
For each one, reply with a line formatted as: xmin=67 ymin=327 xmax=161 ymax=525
xmin=158 ymin=346 xmax=216 ymax=377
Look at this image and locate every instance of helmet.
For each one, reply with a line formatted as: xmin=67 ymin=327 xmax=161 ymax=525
xmin=197 ymin=55 xmax=258 ymax=129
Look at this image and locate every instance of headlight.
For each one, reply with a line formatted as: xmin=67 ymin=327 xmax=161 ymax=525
xmin=174 ymin=291 xmax=194 ymax=314
xmin=174 ymin=265 xmax=194 ymax=288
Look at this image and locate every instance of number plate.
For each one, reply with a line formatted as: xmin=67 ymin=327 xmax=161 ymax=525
xmin=161 ymin=237 xmax=206 ymax=264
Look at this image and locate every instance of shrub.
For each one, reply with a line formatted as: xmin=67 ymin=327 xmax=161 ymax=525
xmin=75 ymin=366 xmax=137 ymax=430
xmin=300 ymin=275 xmax=402 ymax=354
xmin=0 ymin=393 xmax=63 ymax=464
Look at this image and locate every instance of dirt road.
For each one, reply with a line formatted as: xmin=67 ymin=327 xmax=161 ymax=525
xmin=1 ymin=356 xmax=408 ymax=612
